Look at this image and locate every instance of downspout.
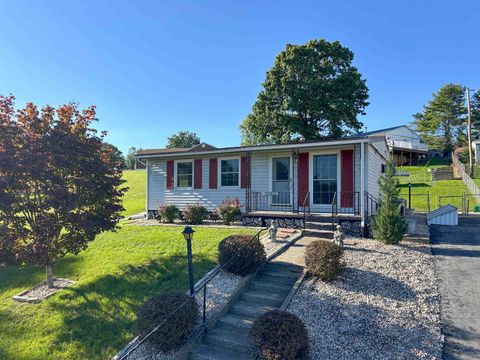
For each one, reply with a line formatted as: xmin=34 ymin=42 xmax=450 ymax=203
xmin=360 ymin=142 xmax=365 ymax=229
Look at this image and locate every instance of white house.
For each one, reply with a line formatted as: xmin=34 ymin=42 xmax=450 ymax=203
xmin=361 ymin=125 xmax=428 ymax=166
xmin=135 ymin=134 xmax=388 ymax=228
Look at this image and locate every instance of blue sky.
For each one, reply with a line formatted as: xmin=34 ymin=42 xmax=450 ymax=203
xmin=1 ymin=1 xmax=479 ymax=154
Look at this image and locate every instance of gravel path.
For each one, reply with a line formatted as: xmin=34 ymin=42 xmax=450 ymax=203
xmin=288 ymin=238 xmax=443 ymax=360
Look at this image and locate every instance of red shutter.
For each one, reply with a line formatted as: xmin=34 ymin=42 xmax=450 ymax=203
xmin=194 ymin=159 xmax=202 ymax=189
xmin=166 ymin=160 xmax=174 ymax=189
xmin=340 ymin=149 xmax=354 ymax=208
xmin=241 ymin=156 xmax=248 ymax=189
xmin=209 ymin=158 xmax=217 ymax=189
xmin=298 ymin=153 xmax=309 ymax=205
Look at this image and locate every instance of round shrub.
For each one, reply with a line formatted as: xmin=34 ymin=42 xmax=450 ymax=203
xmin=183 ymin=204 xmax=208 ymax=224
xmin=218 ymin=235 xmax=266 ymax=276
xmin=136 ymin=293 xmax=199 ymax=352
xmin=217 ymin=197 xmax=242 ymax=225
xmin=252 ymin=310 xmax=309 ymax=360
xmin=305 ymin=239 xmax=343 ymax=281
xmin=158 ymin=204 xmax=179 ymax=223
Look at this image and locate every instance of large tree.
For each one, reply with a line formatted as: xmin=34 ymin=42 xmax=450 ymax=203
xmin=102 ymin=142 xmax=126 ymax=170
xmin=240 ymin=39 xmax=369 ymax=144
xmin=471 ymin=89 xmax=480 ymax=140
xmin=412 ymin=84 xmax=466 ymax=154
xmin=0 ymin=96 xmax=126 ymax=287
xmin=166 ymin=131 xmax=201 ymax=148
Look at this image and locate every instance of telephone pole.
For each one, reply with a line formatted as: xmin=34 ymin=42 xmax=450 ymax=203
xmin=467 ymin=88 xmax=473 ymax=176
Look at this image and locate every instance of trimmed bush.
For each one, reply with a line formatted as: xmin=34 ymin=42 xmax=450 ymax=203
xmin=136 ymin=293 xmax=199 ymax=352
xmin=183 ymin=204 xmax=208 ymax=224
xmin=252 ymin=310 xmax=309 ymax=360
xmin=158 ymin=204 xmax=179 ymax=223
xmin=217 ymin=197 xmax=242 ymax=225
xmin=305 ymin=239 xmax=343 ymax=281
xmin=218 ymin=234 xmax=266 ymax=276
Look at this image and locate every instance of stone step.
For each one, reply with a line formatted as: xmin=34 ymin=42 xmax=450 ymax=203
xmin=305 ymin=215 xmax=334 ymax=223
xmin=241 ymin=290 xmax=285 ymax=307
xmin=205 ymin=327 xmax=255 ymax=353
xmin=247 ymin=279 xmax=292 ymax=294
xmin=217 ymin=313 xmax=256 ymax=331
xmin=263 ymin=261 xmax=303 ymax=274
xmin=189 ymin=343 xmax=253 ymax=360
xmin=230 ymin=300 xmax=278 ymax=318
xmin=256 ymin=273 xmax=298 ymax=286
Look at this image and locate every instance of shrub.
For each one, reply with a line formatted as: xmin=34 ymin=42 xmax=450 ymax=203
xmin=158 ymin=204 xmax=179 ymax=223
xmin=183 ymin=204 xmax=208 ymax=224
xmin=305 ymin=239 xmax=343 ymax=281
xmin=217 ymin=197 xmax=242 ymax=225
xmin=371 ymin=160 xmax=407 ymax=244
xmin=252 ymin=310 xmax=309 ymax=360
xmin=218 ymin=234 xmax=266 ymax=276
xmin=136 ymin=293 xmax=199 ymax=352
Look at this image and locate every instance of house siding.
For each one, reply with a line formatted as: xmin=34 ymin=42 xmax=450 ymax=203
xmin=366 ymin=141 xmax=388 ymax=199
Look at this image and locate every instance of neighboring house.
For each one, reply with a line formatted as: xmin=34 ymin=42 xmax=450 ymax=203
xmin=135 ymin=135 xmax=388 ymax=229
xmin=134 ymin=158 xmax=146 ymax=169
xmin=472 ymin=140 xmax=480 ymax=164
xmin=360 ymin=125 xmax=428 ymax=166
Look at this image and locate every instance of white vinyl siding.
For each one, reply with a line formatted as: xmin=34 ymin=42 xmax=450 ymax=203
xmin=366 ymin=141 xmax=388 ymax=200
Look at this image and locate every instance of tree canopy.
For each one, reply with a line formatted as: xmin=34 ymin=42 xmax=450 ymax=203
xmin=125 ymin=146 xmax=143 ymax=170
xmin=0 ymin=96 xmax=126 ymax=286
xmin=240 ymin=39 xmax=369 ymax=145
xmin=166 ymin=131 xmax=201 ymax=148
xmin=412 ymin=84 xmax=466 ymax=154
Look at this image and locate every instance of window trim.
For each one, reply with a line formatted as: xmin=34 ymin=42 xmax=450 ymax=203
xmin=174 ymin=159 xmax=194 ymax=190
xmin=217 ymin=156 xmax=241 ymax=189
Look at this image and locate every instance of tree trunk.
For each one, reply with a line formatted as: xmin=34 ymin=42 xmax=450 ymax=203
xmin=46 ymin=265 xmax=54 ymax=288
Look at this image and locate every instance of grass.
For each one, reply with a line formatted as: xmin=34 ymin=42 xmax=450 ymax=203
xmin=396 ymin=158 xmax=475 ymax=211
xmin=0 ymin=225 xmax=258 ymax=360
xmin=121 ymin=170 xmax=146 ymax=217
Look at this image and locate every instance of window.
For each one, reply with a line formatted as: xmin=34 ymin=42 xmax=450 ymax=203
xmin=220 ymin=159 xmax=239 ymax=187
xmin=176 ymin=161 xmax=193 ymax=188
xmin=312 ymin=154 xmax=337 ymax=204
xmin=272 ymin=157 xmax=290 ymax=204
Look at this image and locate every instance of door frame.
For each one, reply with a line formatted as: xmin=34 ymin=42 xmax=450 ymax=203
xmin=309 ymin=150 xmax=341 ymax=211
xmin=268 ymin=153 xmax=293 ymax=206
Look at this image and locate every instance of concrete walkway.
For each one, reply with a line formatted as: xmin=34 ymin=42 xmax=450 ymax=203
xmin=272 ymin=236 xmax=317 ymax=266
xmin=430 ymin=217 xmax=480 ymax=360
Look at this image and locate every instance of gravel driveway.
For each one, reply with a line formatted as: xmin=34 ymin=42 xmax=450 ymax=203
xmin=430 ymin=217 xmax=480 ymax=360
xmin=288 ymin=238 xmax=443 ymax=360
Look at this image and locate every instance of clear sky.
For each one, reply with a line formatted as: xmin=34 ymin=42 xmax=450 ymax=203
xmin=1 ymin=0 xmax=479 ymax=154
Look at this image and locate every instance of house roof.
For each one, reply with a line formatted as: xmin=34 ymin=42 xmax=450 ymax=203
xmin=357 ymin=125 xmax=406 ymax=136
xmin=135 ymin=135 xmax=384 ymax=159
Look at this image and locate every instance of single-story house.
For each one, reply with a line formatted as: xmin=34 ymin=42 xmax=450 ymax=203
xmin=360 ymin=125 xmax=428 ymax=166
xmin=135 ymin=134 xmax=388 ymax=228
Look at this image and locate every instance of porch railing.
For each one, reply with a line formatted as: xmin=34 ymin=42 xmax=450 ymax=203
xmin=331 ymin=191 xmax=380 ymax=218
xmin=247 ymin=191 xmax=310 ymax=213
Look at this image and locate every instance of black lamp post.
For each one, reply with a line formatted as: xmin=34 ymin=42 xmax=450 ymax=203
xmin=182 ymin=226 xmax=195 ymax=296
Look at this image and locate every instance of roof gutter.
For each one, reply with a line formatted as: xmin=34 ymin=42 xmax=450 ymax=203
xmin=135 ymin=137 xmax=382 ymax=160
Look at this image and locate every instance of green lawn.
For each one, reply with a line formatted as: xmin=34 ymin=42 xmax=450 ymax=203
xmin=0 ymin=225 xmax=258 ymax=360
xmin=121 ymin=170 xmax=146 ymax=217
xmin=396 ymin=158 xmax=475 ymax=211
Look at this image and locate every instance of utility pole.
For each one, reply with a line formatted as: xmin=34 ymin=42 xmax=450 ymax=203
xmin=467 ymin=88 xmax=473 ymax=177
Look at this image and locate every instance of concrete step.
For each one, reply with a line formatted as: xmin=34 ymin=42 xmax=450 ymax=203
xmin=241 ymin=290 xmax=285 ymax=307
xmin=217 ymin=313 xmax=256 ymax=331
xmin=205 ymin=327 xmax=255 ymax=354
xmin=263 ymin=261 xmax=303 ymax=274
xmin=189 ymin=343 xmax=253 ymax=360
xmin=256 ymin=273 xmax=299 ymax=286
xmin=305 ymin=221 xmax=334 ymax=231
xmin=230 ymin=300 xmax=278 ymax=318
xmin=247 ymin=279 xmax=292 ymax=294
xmin=305 ymin=215 xmax=334 ymax=223
xmin=302 ymin=229 xmax=333 ymax=239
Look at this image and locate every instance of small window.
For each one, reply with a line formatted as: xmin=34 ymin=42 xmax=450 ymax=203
xmin=177 ymin=161 xmax=193 ymax=188
xmin=220 ymin=159 xmax=239 ymax=187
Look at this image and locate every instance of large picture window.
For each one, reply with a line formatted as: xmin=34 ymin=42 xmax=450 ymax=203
xmin=220 ymin=159 xmax=239 ymax=187
xmin=176 ymin=161 xmax=193 ymax=188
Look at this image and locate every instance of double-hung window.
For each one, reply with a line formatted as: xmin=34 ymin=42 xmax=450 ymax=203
xmin=220 ymin=158 xmax=239 ymax=187
xmin=176 ymin=161 xmax=193 ymax=188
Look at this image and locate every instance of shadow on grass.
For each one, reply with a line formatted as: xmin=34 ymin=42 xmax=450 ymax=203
xmin=398 ymin=182 xmax=431 ymax=189
xmin=48 ymin=255 xmax=216 ymax=359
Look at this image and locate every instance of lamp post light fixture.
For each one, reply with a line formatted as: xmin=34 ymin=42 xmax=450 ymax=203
xmin=182 ymin=226 xmax=195 ymax=296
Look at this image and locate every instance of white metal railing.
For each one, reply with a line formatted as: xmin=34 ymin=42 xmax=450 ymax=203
xmin=452 ymin=154 xmax=480 ymax=210
xmin=387 ymin=139 xmax=428 ymax=151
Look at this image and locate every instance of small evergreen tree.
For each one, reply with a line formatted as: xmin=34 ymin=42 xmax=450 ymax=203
xmin=371 ymin=161 xmax=407 ymax=244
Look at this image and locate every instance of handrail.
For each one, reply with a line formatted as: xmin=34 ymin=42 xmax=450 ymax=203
xmin=302 ymin=191 xmax=310 ymax=227
xmin=117 ymin=228 xmax=267 ymax=360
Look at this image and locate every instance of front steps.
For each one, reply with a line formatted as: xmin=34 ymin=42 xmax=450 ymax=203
xmin=303 ymin=215 xmax=335 ymax=238
xmin=188 ymin=261 xmax=302 ymax=360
